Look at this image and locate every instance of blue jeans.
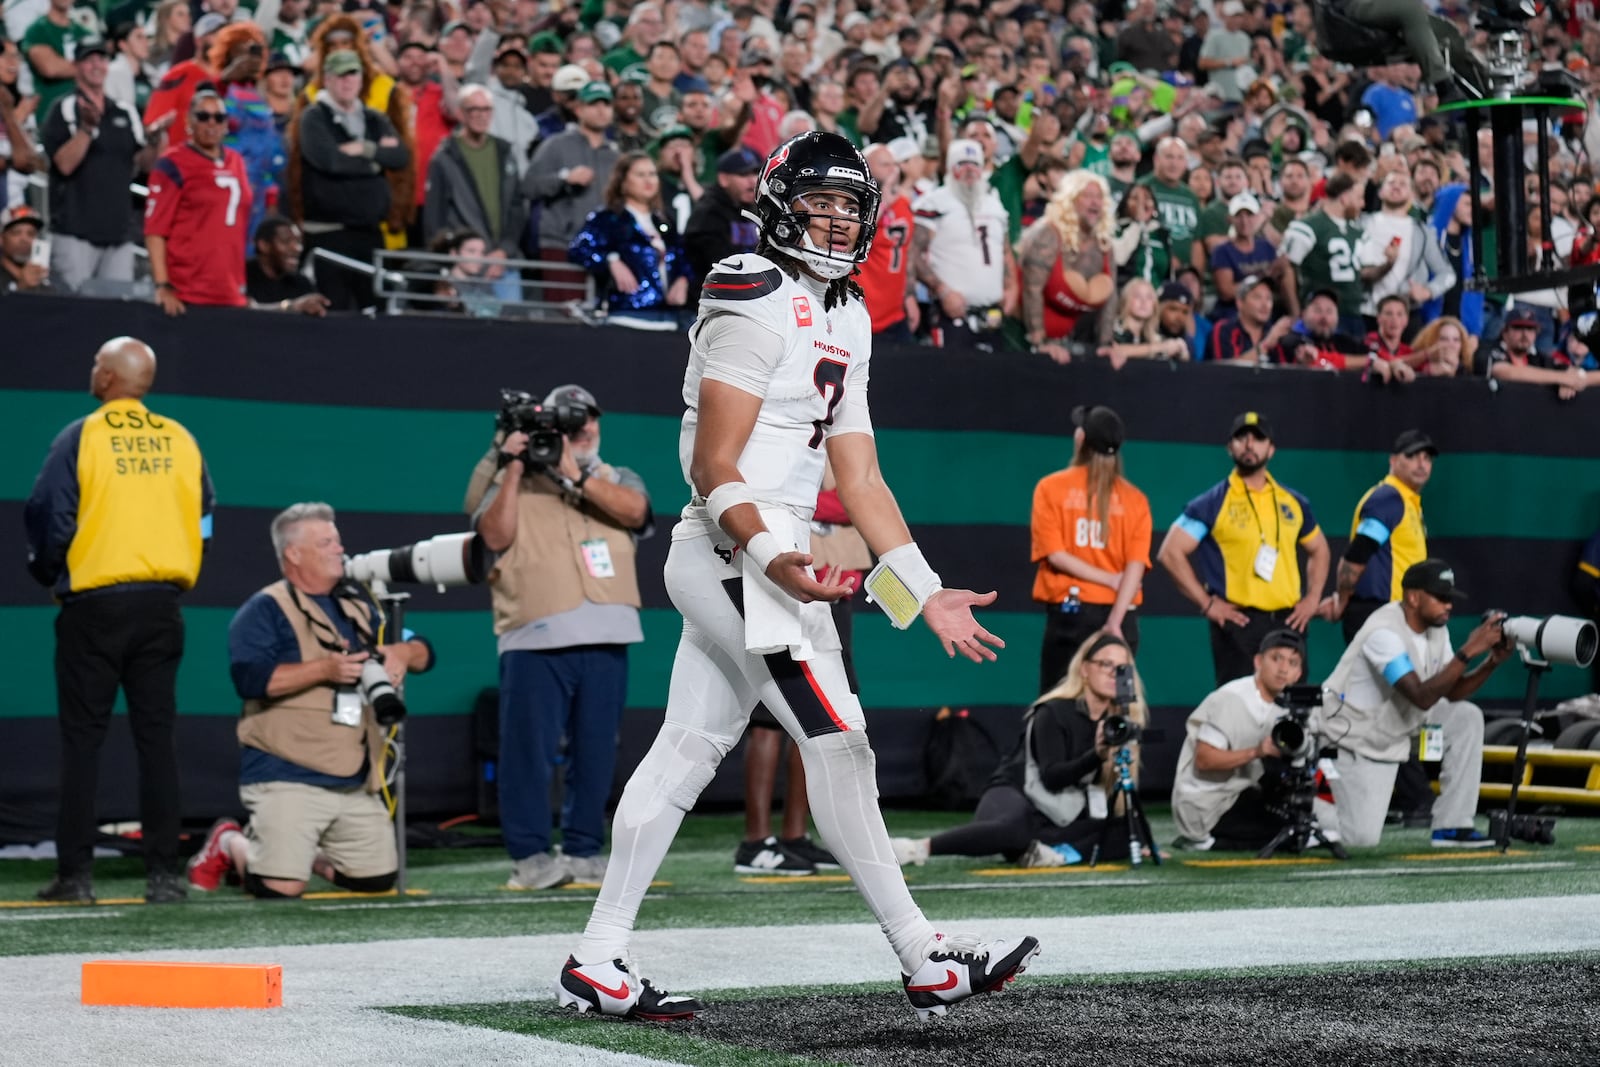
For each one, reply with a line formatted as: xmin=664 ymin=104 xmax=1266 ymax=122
xmin=498 ymin=645 xmax=627 ymax=861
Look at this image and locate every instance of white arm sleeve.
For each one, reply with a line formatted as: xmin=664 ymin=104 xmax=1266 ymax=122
xmin=698 ymin=312 xmax=783 ymax=398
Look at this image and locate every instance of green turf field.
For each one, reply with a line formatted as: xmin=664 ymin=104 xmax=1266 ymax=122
xmin=6 ymin=809 xmax=1600 ymax=1065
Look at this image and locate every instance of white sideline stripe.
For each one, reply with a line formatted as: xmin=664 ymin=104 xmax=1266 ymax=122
xmin=7 ymin=894 xmax=1600 ymax=1065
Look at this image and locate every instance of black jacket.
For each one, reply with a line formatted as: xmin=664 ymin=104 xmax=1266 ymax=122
xmin=991 ymin=699 xmax=1103 ymax=794
xmin=298 ymin=98 xmax=411 ymax=229
xmin=683 ymin=184 xmax=759 ymax=302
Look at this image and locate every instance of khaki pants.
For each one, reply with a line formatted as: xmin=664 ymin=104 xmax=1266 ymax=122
xmin=241 ymin=781 xmax=397 ymax=882
xmin=1329 ymin=699 xmax=1484 ymax=847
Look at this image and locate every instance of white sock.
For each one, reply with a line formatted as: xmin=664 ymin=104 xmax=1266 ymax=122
xmin=800 ymin=732 xmax=936 ymax=974
xmin=574 ymin=726 xmax=722 ymax=965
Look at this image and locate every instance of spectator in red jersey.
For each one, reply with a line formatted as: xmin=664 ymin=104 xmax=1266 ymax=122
xmin=146 ymin=88 xmax=255 ymax=314
xmin=396 ymin=41 xmax=459 ymax=243
xmin=1364 ymin=294 xmax=1419 ymax=384
xmin=856 ymin=142 xmax=918 ymax=342
xmin=144 ymin=21 xmax=266 ymax=149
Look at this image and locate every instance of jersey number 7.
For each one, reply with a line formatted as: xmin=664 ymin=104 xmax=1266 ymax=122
xmin=808 ymin=359 xmax=847 ymax=449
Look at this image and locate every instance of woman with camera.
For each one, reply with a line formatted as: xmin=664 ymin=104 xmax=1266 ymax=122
xmin=891 ymin=635 xmax=1150 ymax=868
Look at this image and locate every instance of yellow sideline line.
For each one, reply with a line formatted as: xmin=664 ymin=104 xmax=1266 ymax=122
xmin=1181 ymin=857 xmax=1334 ymax=868
xmin=1576 ymin=845 xmax=1600 ymax=853
xmin=739 ymin=874 xmax=853 ymax=884
xmin=1395 ymin=850 xmax=1531 ymax=861
xmin=0 ymin=897 xmax=146 ymax=909
xmin=971 ymin=865 xmax=1130 ymax=876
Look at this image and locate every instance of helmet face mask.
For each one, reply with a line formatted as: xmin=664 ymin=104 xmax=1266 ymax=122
xmin=754 ymin=131 xmax=881 ymax=281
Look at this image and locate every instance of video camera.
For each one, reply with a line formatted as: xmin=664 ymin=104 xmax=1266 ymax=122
xmin=1488 ymin=614 xmax=1598 ymax=669
xmin=1270 ymin=684 xmax=1327 ymax=763
xmin=497 ymin=388 xmax=590 ymax=469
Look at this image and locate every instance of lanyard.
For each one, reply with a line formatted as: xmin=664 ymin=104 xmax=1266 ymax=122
xmin=287 ymin=583 xmax=374 ymax=653
xmin=1241 ymin=475 xmax=1281 ymax=548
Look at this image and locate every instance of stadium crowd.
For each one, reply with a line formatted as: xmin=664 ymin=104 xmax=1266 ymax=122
xmin=3 ymin=0 xmax=1600 ymax=384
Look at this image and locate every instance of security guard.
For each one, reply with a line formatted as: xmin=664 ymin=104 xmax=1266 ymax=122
xmin=1319 ymin=428 xmax=1439 ymax=827
xmin=1157 ymin=412 xmax=1331 ymax=687
xmin=1320 ymin=429 xmax=1436 ymax=639
xmin=23 ymin=336 xmax=213 ymax=904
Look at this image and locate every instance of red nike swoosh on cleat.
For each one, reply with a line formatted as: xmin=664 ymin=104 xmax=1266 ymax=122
xmin=574 ymin=972 xmax=630 ymax=999
xmin=907 ymin=969 xmax=959 ymax=992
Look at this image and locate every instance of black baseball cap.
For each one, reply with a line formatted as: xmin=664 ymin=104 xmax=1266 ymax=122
xmin=544 ymin=384 xmax=601 ymax=416
xmin=1258 ymin=628 xmax=1306 ymax=657
xmin=1402 ymin=559 xmax=1467 ymax=602
xmin=717 ymin=147 xmax=763 ymax=175
xmin=1229 ymin=411 xmax=1273 ymax=439
xmin=1307 ymin=287 xmax=1341 ymax=307
xmin=1071 ymin=404 xmax=1125 ymax=455
xmin=1504 ymin=308 xmax=1539 ymax=328
xmin=1392 ymin=429 xmax=1439 ymax=457
xmin=1159 ymin=281 xmax=1194 ymax=307
xmin=75 ymin=36 xmax=111 ymax=60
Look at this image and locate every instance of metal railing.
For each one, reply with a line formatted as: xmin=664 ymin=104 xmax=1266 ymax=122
xmin=369 ymin=248 xmax=598 ymax=322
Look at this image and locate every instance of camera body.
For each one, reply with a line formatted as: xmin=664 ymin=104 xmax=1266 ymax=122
xmin=1271 ymin=684 xmax=1326 ymax=763
xmin=356 ymin=651 xmax=407 ymax=726
xmin=497 ymin=388 xmax=590 ymax=469
xmin=1489 ymin=809 xmax=1555 ymax=846
xmin=1101 ymin=664 xmax=1141 ymax=746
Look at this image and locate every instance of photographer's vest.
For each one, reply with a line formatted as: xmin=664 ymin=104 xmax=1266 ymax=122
xmin=1321 ymin=601 xmax=1451 ymax=763
xmin=488 ymin=467 xmax=642 ymax=637
xmin=238 ymin=581 xmax=383 ymax=791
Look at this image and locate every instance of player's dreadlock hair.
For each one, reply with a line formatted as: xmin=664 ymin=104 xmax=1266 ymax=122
xmin=756 ymin=236 xmax=864 ymax=312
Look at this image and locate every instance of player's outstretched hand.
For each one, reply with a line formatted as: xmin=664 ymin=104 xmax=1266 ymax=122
xmin=765 ymin=551 xmax=851 ymax=604
xmin=923 ymin=588 xmax=1005 ymax=663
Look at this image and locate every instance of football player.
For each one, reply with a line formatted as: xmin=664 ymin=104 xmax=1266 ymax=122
xmin=557 ymin=131 xmax=1040 ymax=1022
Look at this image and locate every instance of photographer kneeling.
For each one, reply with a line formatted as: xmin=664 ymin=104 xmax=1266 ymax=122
xmin=188 ymin=503 xmax=434 ymax=897
xmin=891 ymin=636 xmax=1150 ymax=868
xmin=1321 ymin=560 xmax=1510 ymax=849
xmin=1171 ymin=629 xmax=1327 ymax=851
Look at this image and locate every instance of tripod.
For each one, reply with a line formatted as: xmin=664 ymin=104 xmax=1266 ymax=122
xmin=1496 ymin=657 xmax=1550 ymax=853
xmin=1090 ymin=744 xmax=1161 ymax=867
xmin=1259 ymin=754 xmax=1348 ymax=860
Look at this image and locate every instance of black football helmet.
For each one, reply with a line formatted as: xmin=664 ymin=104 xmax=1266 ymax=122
xmin=752 ymin=131 xmax=881 ymax=280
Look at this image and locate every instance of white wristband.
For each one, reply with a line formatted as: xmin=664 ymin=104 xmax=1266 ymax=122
xmin=706 ymin=481 xmax=756 ymax=529
xmin=880 ymin=542 xmax=942 ymax=606
xmin=743 ymin=531 xmax=781 ymax=574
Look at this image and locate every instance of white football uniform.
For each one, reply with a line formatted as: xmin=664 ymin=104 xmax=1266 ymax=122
xmin=575 ymin=253 xmax=942 ymax=979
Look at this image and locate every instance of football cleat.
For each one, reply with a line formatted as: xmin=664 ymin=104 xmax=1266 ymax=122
xmin=902 ymin=933 xmax=1041 ymax=1021
xmin=557 ymin=956 xmax=703 ymax=1021
xmin=186 ymin=818 xmax=241 ymax=892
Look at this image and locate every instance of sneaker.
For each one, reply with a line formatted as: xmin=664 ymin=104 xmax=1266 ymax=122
xmin=1019 ymin=840 xmax=1063 ymax=868
xmin=557 ymin=956 xmax=704 ymax=1021
xmin=186 ymin=818 xmax=241 ymax=891
xmin=36 ymin=872 xmax=94 ymax=904
xmin=508 ymin=851 xmax=573 ymax=890
xmin=146 ymin=870 xmax=188 ymax=904
xmin=733 ymin=836 xmax=813 ymax=875
xmin=566 ymin=854 xmax=607 ymax=884
xmin=1173 ymin=835 xmax=1215 ymax=852
xmin=1432 ymin=828 xmax=1494 ymax=849
xmin=890 ymin=836 xmax=930 ymax=867
xmin=779 ymin=835 xmax=840 ymax=870
xmin=902 ymin=932 xmax=1042 ymax=1020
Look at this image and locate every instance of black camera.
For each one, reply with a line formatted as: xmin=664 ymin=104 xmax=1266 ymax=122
xmin=1271 ymin=685 xmax=1325 ymax=762
xmin=497 ymin=388 xmax=590 ymax=469
xmin=1102 ymin=714 xmax=1140 ymax=747
xmin=357 ymin=649 xmax=407 ymax=726
xmin=1489 ymin=809 xmax=1556 ymax=846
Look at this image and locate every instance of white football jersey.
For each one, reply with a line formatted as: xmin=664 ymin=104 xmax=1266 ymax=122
xmin=678 ymin=253 xmax=875 ymax=533
xmin=912 ymin=183 xmax=1009 ymax=307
